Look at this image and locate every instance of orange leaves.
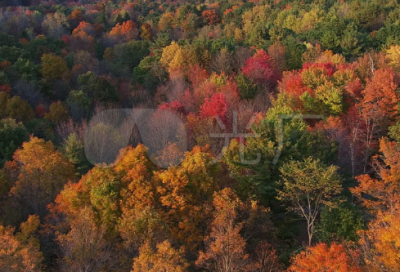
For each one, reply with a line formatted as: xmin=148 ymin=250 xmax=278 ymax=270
xmin=358 ymin=201 xmax=400 ymax=271
xmin=109 ymin=20 xmax=139 ymax=41
xmin=70 ymin=8 xmax=83 ymax=21
xmin=0 ymin=216 xmax=44 ymax=272
xmin=359 ymin=68 xmax=399 ymax=124
xmin=202 ymin=9 xmax=220 ymax=25
xmin=196 ymin=188 xmax=248 ymax=272
xmin=132 ymin=240 xmax=189 ymax=272
xmin=351 ymin=137 xmax=400 ymax=270
xmin=289 ymin=243 xmax=361 ymax=272
xmin=352 ymin=138 xmax=400 ymax=212
xmin=7 ymin=137 xmax=75 ymax=219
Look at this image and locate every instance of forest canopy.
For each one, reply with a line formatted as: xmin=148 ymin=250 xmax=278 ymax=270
xmin=0 ymin=0 xmax=400 ymax=271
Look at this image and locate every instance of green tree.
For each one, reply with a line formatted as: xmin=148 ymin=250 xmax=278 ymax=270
xmin=277 ymin=158 xmax=342 ymax=246
xmin=236 ymin=73 xmax=258 ymax=99
xmin=78 ymin=72 xmax=119 ymax=103
xmin=61 ymin=133 xmax=91 ymax=175
xmin=317 ymin=202 xmax=365 ymax=243
xmin=0 ymin=119 xmax=29 ymax=167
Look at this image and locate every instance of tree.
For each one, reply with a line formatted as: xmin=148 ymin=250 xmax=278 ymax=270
xmin=386 ymin=45 xmax=400 ymax=72
xmin=248 ymin=242 xmax=282 ymax=272
xmin=44 ymin=101 xmax=69 ymax=124
xmin=61 ymin=133 xmax=91 ymax=175
xmin=196 ymin=188 xmax=249 ymax=272
xmin=40 ymin=54 xmax=70 ymax=84
xmin=277 ymin=158 xmax=342 ymax=246
xmin=0 ymin=215 xmax=44 ymax=272
xmin=42 ymin=12 xmax=70 ymax=39
xmin=57 ymin=208 xmax=116 ymax=272
xmin=5 ymin=96 xmax=35 ymax=123
xmin=158 ymin=12 xmax=174 ymax=31
xmin=351 ymin=138 xmax=400 ymax=213
xmin=211 ymin=48 xmax=233 ymax=74
xmin=357 ymin=68 xmax=399 ymax=173
xmin=132 ymin=240 xmax=189 ymax=272
xmin=358 ymin=201 xmax=400 ymax=272
xmin=0 ymin=119 xmax=29 ymax=167
xmin=288 ymin=242 xmax=361 ymax=272
xmin=202 ymin=9 xmax=220 ymax=25
xmin=115 ymin=145 xmax=165 ymax=249
xmin=268 ymin=41 xmax=287 ymax=72
xmin=317 ymin=202 xmax=365 ymax=243
xmin=242 ymin=49 xmax=281 ymax=90
xmin=78 ymin=72 xmax=119 ymax=103
xmin=140 ymin=23 xmax=152 ymax=41
xmin=109 ymin=20 xmax=139 ymax=42
xmin=0 ymin=91 xmax=8 ymax=118
xmin=156 ymin=146 xmax=221 ymax=249
xmin=236 ymin=73 xmax=258 ymax=100
xmin=200 ymin=93 xmax=231 ymax=124
xmin=6 ymin=137 xmax=75 ymax=220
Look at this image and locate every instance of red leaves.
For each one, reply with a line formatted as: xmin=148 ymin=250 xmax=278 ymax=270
xmin=187 ymin=64 xmax=208 ymax=86
xmin=242 ymin=49 xmax=281 ymax=89
xmin=159 ymin=100 xmax=186 ymax=115
xmin=200 ymin=93 xmax=230 ymax=123
xmin=279 ymin=71 xmax=312 ymax=98
xmin=302 ymin=62 xmax=335 ymax=76
xmin=0 ymin=84 xmax=11 ymax=93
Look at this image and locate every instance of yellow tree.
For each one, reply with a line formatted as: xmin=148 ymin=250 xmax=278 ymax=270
xmin=115 ymin=145 xmax=166 ymax=249
xmin=386 ymin=45 xmax=400 ymax=72
xmin=40 ymin=54 xmax=70 ymax=84
xmin=132 ymin=240 xmax=189 ymax=272
xmin=7 ymin=137 xmax=75 ymax=220
xmin=156 ymin=146 xmax=220 ymax=249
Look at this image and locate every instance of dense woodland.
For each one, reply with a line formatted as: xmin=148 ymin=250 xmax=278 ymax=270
xmin=0 ymin=0 xmax=400 ymax=271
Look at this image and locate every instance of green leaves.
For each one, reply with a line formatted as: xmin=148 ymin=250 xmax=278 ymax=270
xmin=0 ymin=118 xmax=29 ymax=167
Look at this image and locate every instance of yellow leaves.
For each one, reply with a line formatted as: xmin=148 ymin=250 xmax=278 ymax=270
xmin=155 ymin=147 xmax=219 ymax=248
xmin=160 ymin=42 xmax=191 ymax=78
xmin=132 ymin=240 xmax=189 ymax=272
xmin=386 ymin=45 xmax=400 ymax=71
xmin=8 ymin=137 xmax=75 ymax=219
xmin=160 ymin=41 xmax=180 ymax=68
xmin=40 ymin=54 xmax=70 ymax=83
